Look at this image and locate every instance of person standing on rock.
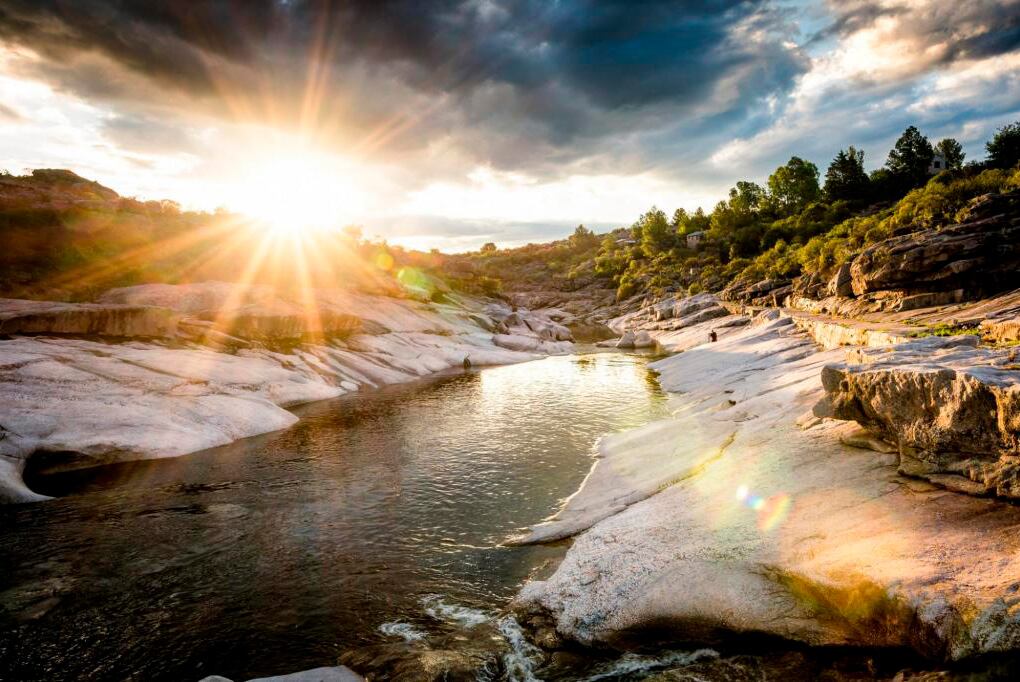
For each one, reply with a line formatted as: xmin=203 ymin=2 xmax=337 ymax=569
xmin=463 ymin=356 xmax=472 ymax=370
xmin=709 ymin=330 xmax=718 ymax=343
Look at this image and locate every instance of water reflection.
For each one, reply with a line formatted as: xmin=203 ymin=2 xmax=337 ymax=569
xmin=0 ymin=352 xmax=667 ymax=681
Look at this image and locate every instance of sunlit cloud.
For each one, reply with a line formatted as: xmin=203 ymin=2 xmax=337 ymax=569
xmin=1 ymin=0 xmax=1019 ymax=251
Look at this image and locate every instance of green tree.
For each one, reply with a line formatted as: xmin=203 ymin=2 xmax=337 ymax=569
xmin=824 ymin=146 xmax=870 ymax=201
xmin=986 ymin=121 xmax=1020 ymax=169
xmin=480 ymin=242 xmax=497 ymax=253
xmin=934 ymin=138 xmax=965 ymax=170
xmin=767 ymin=156 xmax=820 ymax=214
xmin=689 ymin=207 xmax=710 ymax=233
xmin=636 ymin=207 xmax=675 ymax=258
xmin=671 ymin=208 xmax=689 ymax=234
xmin=885 ymin=125 xmax=934 ymax=188
xmin=568 ymin=224 xmax=597 ymax=249
xmin=730 ymin=181 xmax=766 ymax=213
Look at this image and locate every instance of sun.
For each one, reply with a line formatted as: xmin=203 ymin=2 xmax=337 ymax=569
xmin=228 ymin=148 xmax=364 ymax=235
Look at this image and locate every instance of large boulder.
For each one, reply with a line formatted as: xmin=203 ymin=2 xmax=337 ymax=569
xmin=821 ymin=335 xmax=1020 ymax=499
xmin=673 ymin=293 xmax=718 ymax=319
xmin=849 ymin=191 xmax=1020 ymax=298
xmin=826 ymin=263 xmax=854 ymax=298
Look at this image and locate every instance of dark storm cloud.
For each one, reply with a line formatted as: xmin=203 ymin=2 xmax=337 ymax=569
xmin=0 ymin=0 xmax=805 ymax=168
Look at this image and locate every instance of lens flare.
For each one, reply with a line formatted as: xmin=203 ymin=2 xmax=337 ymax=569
xmin=735 ymin=484 xmax=792 ymax=532
xmin=375 ymin=251 xmax=394 ymax=271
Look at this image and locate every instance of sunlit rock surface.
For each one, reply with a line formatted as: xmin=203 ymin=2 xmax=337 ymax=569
xmin=822 ymin=335 xmax=1020 ymax=499
xmin=604 ymin=293 xmax=747 ymax=352
xmin=514 ymin=316 xmax=1020 ymax=660
xmin=0 ymin=283 xmax=568 ymax=503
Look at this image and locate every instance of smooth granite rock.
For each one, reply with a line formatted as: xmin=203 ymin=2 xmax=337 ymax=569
xmin=513 ymin=318 xmax=1020 ymax=660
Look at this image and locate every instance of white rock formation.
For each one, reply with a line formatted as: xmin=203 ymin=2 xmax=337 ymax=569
xmin=0 ymin=283 xmax=569 ymax=503
xmin=200 ymin=665 xmax=364 ymax=682
xmin=514 ymin=316 xmax=1020 ymax=660
xmin=607 ymin=293 xmax=747 ymax=352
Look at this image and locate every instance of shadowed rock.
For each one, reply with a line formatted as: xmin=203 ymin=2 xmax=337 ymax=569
xmin=0 ymin=298 xmax=179 ymax=337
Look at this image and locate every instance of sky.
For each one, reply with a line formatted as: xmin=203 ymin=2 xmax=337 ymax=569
xmin=1 ymin=0 xmax=1019 ymax=252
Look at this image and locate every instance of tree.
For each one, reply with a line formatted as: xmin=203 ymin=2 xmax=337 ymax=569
xmin=934 ymin=138 xmax=965 ymax=170
xmin=986 ymin=121 xmax=1020 ymax=169
xmin=671 ymin=208 xmax=689 ymax=233
xmin=730 ymin=181 xmax=765 ymax=213
xmin=824 ymin=146 xmax=870 ymax=201
xmin=767 ymin=156 xmax=820 ymax=214
xmin=480 ymin=242 xmax=497 ymax=253
xmin=689 ymin=207 xmax=710 ymax=233
xmin=885 ymin=126 xmax=934 ymax=188
xmin=568 ymin=224 xmax=598 ymax=249
xmin=636 ymin=207 xmax=675 ymax=258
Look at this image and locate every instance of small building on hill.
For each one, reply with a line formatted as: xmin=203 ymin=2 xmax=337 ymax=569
xmin=928 ymin=151 xmax=947 ymax=174
xmin=686 ymin=230 xmax=705 ymax=250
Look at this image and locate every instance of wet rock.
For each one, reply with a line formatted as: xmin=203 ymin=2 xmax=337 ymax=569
xmin=340 ymin=624 xmax=511 ymax=682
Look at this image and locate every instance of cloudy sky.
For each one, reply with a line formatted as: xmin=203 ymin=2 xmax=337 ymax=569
xmin=1 ymin=0 xmax=1019 ymax=250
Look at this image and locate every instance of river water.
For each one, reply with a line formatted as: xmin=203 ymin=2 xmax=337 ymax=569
xmin=0 ymin=352 xmax=671 ymax=681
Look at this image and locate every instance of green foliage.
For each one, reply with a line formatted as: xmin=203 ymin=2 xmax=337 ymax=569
xmin=911 ymin=322 xmax=981 ymax=338
xmin=568 ymin=224 xmax=598 ymax=249
xmin=886 ymin=125 xmax=934 ymax=190
xmin=480 ymin=242 xmax=497 ymax=253
xmin=824 ymin=146 xmax=869 ymax=202
xmin=934 ymin=138 xmax=965 ymax=170
xmin=447 ymin=122 xmax=1019 ymax=306
xmin=637 ymin=207 xmax=676 ymax=258
xmin=767 ymin=156 xmax=820 ymax=214
xmin=986 ymin=121 xmax=1020 ymax=169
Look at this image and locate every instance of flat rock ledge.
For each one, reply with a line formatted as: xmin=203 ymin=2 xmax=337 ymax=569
xmin=513 ymin=316 xmax=1020 ymax=662
xmin=820 ymin=335 xmax=1020 ymax=499
xmin=0 ymin=283 xmax=571 ymax=504
xmin=200 ymin=665 xmax=363 ymax=682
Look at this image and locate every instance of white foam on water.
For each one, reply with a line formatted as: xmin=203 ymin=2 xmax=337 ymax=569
xmin=497 ymin=615 xmax=543 ymax=682
xmin=378 ymin=621 xmax=427 ymax=642
xmin=420 ymin=594 xmax=492 ymax=628
xmin=581 ymin=648 xmax=719 ymax=681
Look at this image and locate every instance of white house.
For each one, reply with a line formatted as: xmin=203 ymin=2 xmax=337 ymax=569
xmin=686 ymin=230 xmax=705 ymax=250
xmin=928 ymin=151 xmax=947 ymax=174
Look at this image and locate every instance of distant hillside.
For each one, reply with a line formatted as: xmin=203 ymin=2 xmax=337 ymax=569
xmin=0 ymin=169 xmax=446 ymax=302
xmin=451 ymin=123 xmax=1020 ymax=313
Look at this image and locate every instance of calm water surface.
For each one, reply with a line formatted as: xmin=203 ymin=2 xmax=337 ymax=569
xmin=0 ymin=352 xmax=668 ymax=681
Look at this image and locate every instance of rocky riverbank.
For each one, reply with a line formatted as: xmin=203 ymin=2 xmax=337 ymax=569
xmin=511 ymin=291 xmax=1020 ymax=671
xmin=0 ymin=281 xmax=574 ymax=504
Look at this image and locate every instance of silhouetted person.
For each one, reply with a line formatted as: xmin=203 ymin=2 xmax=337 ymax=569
xmin=709 ymin=330 xmax=718 ymax=343
xmin=463 ymin=356 xmax=472 ymax=370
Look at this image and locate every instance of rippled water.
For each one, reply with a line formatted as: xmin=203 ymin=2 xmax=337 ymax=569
xmin=0 ymin=352 xmax=669 ymax=681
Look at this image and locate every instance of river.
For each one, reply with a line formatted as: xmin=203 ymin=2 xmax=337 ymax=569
xmin=0 ymin=352 xmax=670 ymax=681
